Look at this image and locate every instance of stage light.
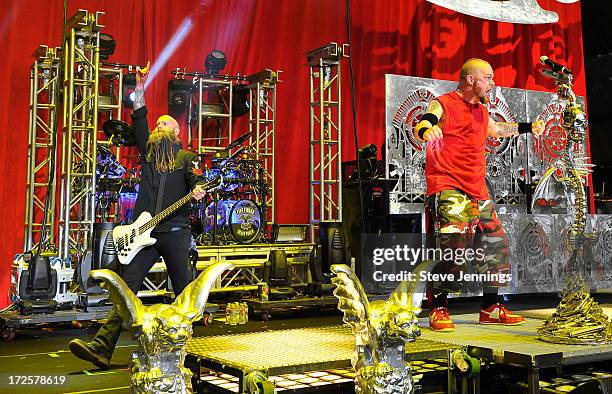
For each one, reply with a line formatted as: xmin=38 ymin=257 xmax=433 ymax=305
xmin=99 ymin=33 xmax=116 ymax=60
xmin=232 ymin=84 xmax=250 ymax=117
xmin=74 ymin=32 xmax=115 ymax=59
xmin=272 ymin=224 xmax=309 ymax=243
xmin=318 ymin=222 xmax=346 ymax=273
xmin=122 ymin=73 xmax=136 ymax=108
xmin=168 ymin=79 xmax=194 ymax=115
xmin=204 ymin=50 xmax=227 ymax=75
xmin=351 ymin=144 xmax=379 ymax=180
xmin=358 ymin=144 xmax=377 ymax=160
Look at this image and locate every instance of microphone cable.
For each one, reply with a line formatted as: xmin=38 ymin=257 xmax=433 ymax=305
xmin=345 ymin=0 xmax=367 ymax=232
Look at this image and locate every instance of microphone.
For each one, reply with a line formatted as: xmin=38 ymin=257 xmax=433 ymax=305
xmin=540 ymin=68 xmax=558 ymax=80
xmin=539 ymin=56 xmax=572 ymax=75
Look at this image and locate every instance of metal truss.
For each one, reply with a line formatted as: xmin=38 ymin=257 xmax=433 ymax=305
xmin=307 ymin=43 xmax=348 ymax=241
xmin=58 ymin=10 xmax=104 ymax=260
xmin=97 ymin=67 xmax=123 ymax=118
xmin=138 ymin=262 xmax=171 ymax=298
xmin=209 ymin=262 xmax=307 ymax=292
xmin=96 ymin=66 xmax=126 ymax=222
xmin=247 ymin=69 xmax=279 ymax=228
xmin=24 ymin=45 xmax=61 ymax=252
xmin=121 ymin=244 xmax=313 ymax=296
xmin=97 ymin=66 xmax=124 ymax=147
xmin=193 ymin=78 xmax=233 ymax=153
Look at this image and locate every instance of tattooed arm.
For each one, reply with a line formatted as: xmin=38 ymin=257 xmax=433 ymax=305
xmin=488 ymin=117 xmax=545 ymax=139
xmin=488 ymin=118 xmax=519 ymax=138
xmin=414 ymin=99 xmax=445 ymax=142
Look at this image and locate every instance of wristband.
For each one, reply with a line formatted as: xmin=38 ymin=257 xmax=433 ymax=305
xmin=420 ymin=112 xmax=439 ymax=126
xmin=518 ymin=122 xmax=531 ymax=134
xmin=417 ymin=127 xmax=430 ymax=141
xmin=133 ymin=88 xmax=145 ymax=110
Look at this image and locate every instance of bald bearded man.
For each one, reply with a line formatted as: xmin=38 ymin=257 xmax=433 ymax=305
xmin=69 ymin=62 xmax=208 ymax=368
xmin=414 ymin=58 xmax=544 ymax=332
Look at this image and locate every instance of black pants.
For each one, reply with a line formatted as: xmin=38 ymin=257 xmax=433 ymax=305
xmin=91 ymin=228 xmax=193 ymax=357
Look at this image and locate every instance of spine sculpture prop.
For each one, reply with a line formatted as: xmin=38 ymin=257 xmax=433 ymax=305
xmin=90 ymin=262 xmax=234 ymax=393
xmin=330 ymin=261 xmax=435 ymax=394
xmin=535 ymin=66 xmax=612 ymax=345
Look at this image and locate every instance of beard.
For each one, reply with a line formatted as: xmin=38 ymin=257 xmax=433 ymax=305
xmin=474 ymin=84 xmax=491 ymax=105
xmin=479 ymin=92 xmax=490 ymax=105
xmin=147 ymin=128 xmax=180 ymax=173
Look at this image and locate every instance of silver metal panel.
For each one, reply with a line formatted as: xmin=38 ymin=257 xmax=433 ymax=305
xmin=501 ymin=213 xmax=557 ymax=293
xmin=499 ymin=213 xmax=612 ymax=293
xmin=588 ymin=215 xmax=612 ymax=287
xmin=496 ymin=204 xmax=527 ymax=215
xmin=385 ymin=74 xmax=587 ymax=214
xmin=488 ymin=87 xmax=526 ymax=202
xmin=385 ymin=75 xmax=455 ymax=208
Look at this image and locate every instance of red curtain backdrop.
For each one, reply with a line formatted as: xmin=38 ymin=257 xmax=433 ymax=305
xmin=0 ymin=0 xmax=584 ymax=307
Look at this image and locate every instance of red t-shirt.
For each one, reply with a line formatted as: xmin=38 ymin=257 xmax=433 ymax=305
xmin=425 ymin=91 xmax=489 ymax=200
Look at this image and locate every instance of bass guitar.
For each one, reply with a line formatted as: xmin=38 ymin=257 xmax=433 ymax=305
xmin=113 ymin=178 xmax=221 ymax=265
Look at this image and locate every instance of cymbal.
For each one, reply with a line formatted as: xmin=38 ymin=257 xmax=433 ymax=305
xmin=102 ymin=120 xmax=136 ymax=147
xmin=225 ymin=131 xmax=252 ymax=150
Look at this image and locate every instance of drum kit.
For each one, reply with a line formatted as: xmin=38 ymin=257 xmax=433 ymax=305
xmin=98 ymin=120 xmax=267 ymax=245
xmin=195 ymin=132 xmax=268 ymax=245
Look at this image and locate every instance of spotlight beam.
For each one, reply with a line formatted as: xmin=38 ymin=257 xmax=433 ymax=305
xmin=144 ymin=17 xmax=194 ymax=90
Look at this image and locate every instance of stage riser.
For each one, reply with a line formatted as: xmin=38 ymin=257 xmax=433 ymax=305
xmin=195 ymin=243 xmax=313 ymax=293
xmin=185 ymin=325 xmax=457 ymax=394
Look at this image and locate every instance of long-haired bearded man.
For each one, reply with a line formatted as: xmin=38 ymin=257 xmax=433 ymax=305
xmin=68 ymin=61 xmax=208 ymax=369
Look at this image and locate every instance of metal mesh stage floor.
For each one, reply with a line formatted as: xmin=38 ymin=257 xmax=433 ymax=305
xmin=420 ymin=313 xmax=612 ymax=394
xmin=420 ymin=313 xmax=612 ymax=363
xmin=186 ymin=325 xmax=456 ymax=374
xmin=186 ymin=316 xmax=612 ymax=393
xmin=518 ymin=305 xmax=612 ymax=320
xmin=185 ymin=325 xmax=458 ymax=393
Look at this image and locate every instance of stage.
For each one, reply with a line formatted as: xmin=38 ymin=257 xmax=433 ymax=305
xmin=185 ymin=325 xmax=457 ymax=393
xmin=2 ymin=296 xmax=611 ymax=394
xmin=185 ymin=312 xmax=612 ymax=393
xmin=420 ymin=313 xmax=612 ymax=394
xmin=2 ymin=1 xmax=611 ymax=393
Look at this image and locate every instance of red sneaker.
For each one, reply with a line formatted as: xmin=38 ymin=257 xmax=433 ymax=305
xmin=479 ymin=303 xmax=525 ymax=325
xmin=429 ymin=307 xmax=455 ymax=332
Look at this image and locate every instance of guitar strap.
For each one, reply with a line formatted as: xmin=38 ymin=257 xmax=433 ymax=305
xmin=155 ymin=172 xmax=167 ymax=216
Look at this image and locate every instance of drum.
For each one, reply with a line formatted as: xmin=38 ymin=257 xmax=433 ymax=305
xmin=118 ymin=191 xmax=138 ymax=224
xmin=96 ymin=145 xmax=126 ymax=179
xmin=205 ymin=199 xmax=262 ymax=243
xmin=205 ymin=159 xmax=247 ymax=191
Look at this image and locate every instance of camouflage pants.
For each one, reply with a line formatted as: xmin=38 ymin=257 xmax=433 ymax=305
xmin=427 ymin=189 xmax=510 ymax=289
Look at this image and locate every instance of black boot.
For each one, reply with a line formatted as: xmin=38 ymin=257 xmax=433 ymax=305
xmin=69 ymin=339 xmax=111 ymax=369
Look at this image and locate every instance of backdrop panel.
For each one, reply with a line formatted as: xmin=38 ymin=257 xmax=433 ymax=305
xmin=385 ymin=74 xmax=588 ymax=214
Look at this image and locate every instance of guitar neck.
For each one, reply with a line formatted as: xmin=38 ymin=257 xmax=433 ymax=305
xmin=138 ymin=192 xmax=194 ymax=233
